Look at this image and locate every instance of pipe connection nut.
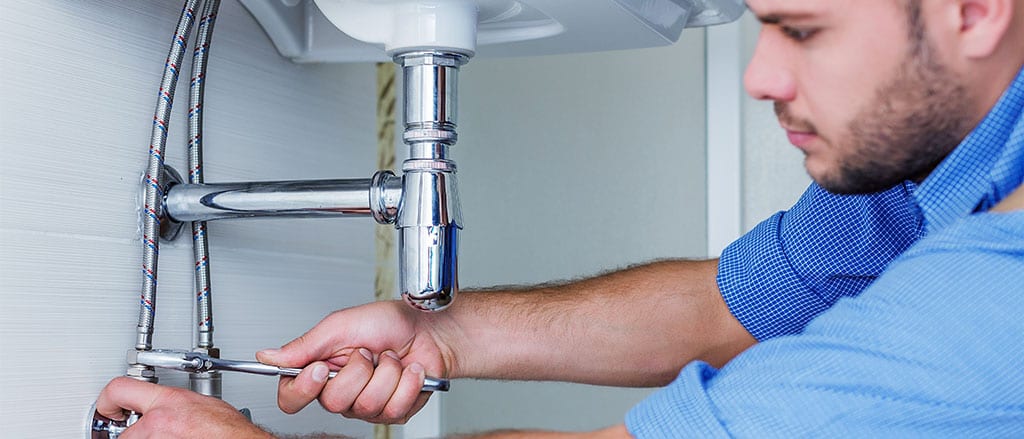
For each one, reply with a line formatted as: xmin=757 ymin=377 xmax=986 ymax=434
xmin=371 ymin=170 xmax=402 ymax=224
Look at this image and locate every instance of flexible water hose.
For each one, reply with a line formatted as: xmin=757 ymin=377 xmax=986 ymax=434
xmin=137 ymin=0 xmax=202 ymax=351
xmin=189 ymin=0 xmax=220 ymax=350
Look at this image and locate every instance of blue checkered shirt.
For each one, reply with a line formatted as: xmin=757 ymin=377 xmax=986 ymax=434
xmin=627 ymin=67 xmax=1024 ymax=437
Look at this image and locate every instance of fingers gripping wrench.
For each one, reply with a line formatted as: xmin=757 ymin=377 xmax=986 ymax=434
xmin=128 ymin=349 xmax=450 ymax=392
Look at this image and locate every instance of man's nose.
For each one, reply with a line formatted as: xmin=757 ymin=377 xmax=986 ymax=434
xmin=744 ymin=30 xmax=797 ymax=102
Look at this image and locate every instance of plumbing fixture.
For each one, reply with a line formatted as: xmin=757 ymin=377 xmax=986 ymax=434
xmin=97 ymin=0 xmax=747 ymax=435
xmin=163 ymin=172 xmax=401 ymax=221
xmin=188 ymin=348 xmax=223 ymax=398
xmin=135 ymin=0 xmax=202 ymax=356
xmin=162 ymin=0 xmax=749 ymax=314
xmin=239 ymin=0 xmax=747 ymax=62
xmin=185 ymin=0 xmax=225 ymax=398
xmin=391 ymin=50 xmax=465 ymax=310
xmin=129 ymin=349 xmax=450 ymax=391
xmin=90 ymin=411 xmax=139 ymax=439
xmin=95 ymin=2 xmax=223 ymax=436
xmin=160 ymin=48 xmax=467 ymax=311
xmin=188 ymin=0 xmax=220 ymax=364
xmin=148 ymin=166 xmax=186 ymax=245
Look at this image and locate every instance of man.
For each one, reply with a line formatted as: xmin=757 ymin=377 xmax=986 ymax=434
xmin=98 ymin=0 xmax=1024 ymax=436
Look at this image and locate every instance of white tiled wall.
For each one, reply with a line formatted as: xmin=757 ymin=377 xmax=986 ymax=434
xmin=0 ymin=1 xmax=379 ymax=437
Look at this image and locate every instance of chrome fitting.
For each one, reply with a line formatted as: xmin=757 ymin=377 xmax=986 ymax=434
xmin=164 ymin=177 xmax=387 ymax=222
xmin=370 ymin=170 xmax=402 ymax=224
xmin=124 ymin=362 xmax=157 ymax=383
xmin=197 ymin=331 xmax=214 ymax=350
xmin=141 ymin=165 xmax=185 ymax=242
xmin=191 ymin=346 xmax=220 ymax=358
xmin=189 ymin=371 xmax=223 ymax=399
xmin=90 ymin=410 xmax=139 ymax=439
xmin=187 ymin=347 xmax=223 ymax=398
xmin=391 ymin=49 xmax=468 ymax=312
xmin=393 ymin=51 xmax=469 ymax=68
xmin=397 ymin=169 xmax=462 ymax=311
xmin=129 ymin=349 xmax=200 ymax=373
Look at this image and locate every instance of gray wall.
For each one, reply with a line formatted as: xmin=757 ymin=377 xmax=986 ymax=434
xmin=737 ymin=14 xmax=811 ymax=230
xmin=0 ymin=1 xmax=378 ymax=437
xmin=442 ymin=29 xmax=709 ymax=434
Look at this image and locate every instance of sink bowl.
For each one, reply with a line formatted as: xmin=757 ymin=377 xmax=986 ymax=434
xmin=239 ymin=0 xmax=745 ymax=62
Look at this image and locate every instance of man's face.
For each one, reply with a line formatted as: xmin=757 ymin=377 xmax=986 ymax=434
xmin=744 ymin=0 xmax=974 ymax=194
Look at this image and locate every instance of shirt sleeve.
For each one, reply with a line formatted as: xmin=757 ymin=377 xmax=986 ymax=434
xmin=717 ymin=182 xmax=921 ymax=341
xmin=628 ymin=213 xmax=1024 ymax=438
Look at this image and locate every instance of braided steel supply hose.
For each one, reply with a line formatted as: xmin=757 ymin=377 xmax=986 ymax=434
xmin=189 ymin=0 xmax=220 ymax=351
xmin=137 ymin=0 xmax=202 ymax=351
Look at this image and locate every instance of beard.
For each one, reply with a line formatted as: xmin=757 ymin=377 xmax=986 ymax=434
xmin=776 ymin=40 xmax=974 ymax=195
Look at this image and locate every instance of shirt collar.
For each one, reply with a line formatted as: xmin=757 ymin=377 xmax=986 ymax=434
xmin=915 ymin=66 xmax=1024 ymax=233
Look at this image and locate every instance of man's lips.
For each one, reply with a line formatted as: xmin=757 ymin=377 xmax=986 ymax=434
xmin=785 ymin=129 xmax=818 ymax=149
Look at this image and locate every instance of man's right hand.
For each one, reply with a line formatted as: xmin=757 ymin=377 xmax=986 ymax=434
xmin=256 ymin=300 xmax=451 ymax=424
xmin=255 ymin=259 xmax=754 ymax=424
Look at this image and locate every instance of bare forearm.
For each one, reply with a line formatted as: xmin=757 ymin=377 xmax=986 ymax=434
xmin=448 ymin=424 xmax=631 ymax=439
xmin=448 ymin=431 xmax=585 ymax=439
xmin=276 ymin=434 xmax=354 ymax=439
xmin=424 ymin=259 xmax=755 ymax=387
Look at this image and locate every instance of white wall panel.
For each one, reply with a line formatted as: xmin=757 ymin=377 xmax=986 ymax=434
xmin=737 ymin=13 xmax=811 ymax=230
xmin=442 ymin=29 xmax=708 ymax=434
xmin=0 ymin=1 xmax=378 ymax=437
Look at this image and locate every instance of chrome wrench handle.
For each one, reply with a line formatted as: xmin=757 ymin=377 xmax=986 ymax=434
xmin=274 ymin=366 xmax=449 ymax=391
xmin=130 ymin=349 xmax=449 ymax=392
xmin=201 ymin=356 xmax=284 ymax=376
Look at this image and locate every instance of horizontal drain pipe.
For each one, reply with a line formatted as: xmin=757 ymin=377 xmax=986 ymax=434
xmin=163 ymin=170 xmax=402 ymax=223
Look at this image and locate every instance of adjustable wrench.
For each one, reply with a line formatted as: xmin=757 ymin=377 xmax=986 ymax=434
xmin=128 ymin=349 xmax=449 ymax=392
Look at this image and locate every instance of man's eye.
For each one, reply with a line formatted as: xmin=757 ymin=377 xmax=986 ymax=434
xmin=781 ymin=26 xmax=817 ymax=42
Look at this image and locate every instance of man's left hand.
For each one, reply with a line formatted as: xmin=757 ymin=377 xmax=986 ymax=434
xmin=96 ymin=377 xmax=274 ymax=438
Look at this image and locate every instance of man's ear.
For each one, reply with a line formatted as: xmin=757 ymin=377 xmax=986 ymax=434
xmin=954 ymin=0 xmax=1014 ymax=58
